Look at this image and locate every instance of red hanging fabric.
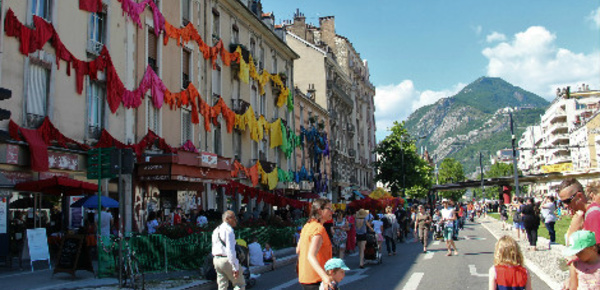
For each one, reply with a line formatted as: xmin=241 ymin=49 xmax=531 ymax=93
xmin=19 ymin=128 xmax=49 ymax=172
xmin=79 ymin=0 xmax=103 ymax=13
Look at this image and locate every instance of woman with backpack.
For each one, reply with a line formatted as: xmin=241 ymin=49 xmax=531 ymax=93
xmin=383 ymin=206 xmax=398 ymax=256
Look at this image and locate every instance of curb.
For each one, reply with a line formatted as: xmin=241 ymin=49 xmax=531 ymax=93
xmin=479 ymin=217 xmax=562 ymax=290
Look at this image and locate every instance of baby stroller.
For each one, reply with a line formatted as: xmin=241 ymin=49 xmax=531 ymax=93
xmin=363 ymin=231 xmax=382 ymax=265
xmin=235 ymin=239 xmax=256 ymax=288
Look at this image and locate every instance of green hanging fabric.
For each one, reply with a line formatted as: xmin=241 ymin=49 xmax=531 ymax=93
xmin=287 ymin=89 xmax=294 ymax=112
xmin=280 ymin=120 xmax=288 ymax=154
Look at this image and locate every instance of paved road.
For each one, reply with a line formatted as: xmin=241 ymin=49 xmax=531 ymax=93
xmin=253 ymin=219 xmax=551 ymax=290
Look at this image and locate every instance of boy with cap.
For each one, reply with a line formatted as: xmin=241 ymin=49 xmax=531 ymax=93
xmin=319 ymin=258 xmax=349 ymax=290
xmin=563 ymin=230 xmax=600 ymax=289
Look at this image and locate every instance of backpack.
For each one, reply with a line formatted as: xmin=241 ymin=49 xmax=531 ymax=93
xmin=382 ymin=216 xmax=391 ymax=229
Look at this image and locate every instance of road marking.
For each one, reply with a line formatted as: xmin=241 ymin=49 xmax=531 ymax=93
xmin=433 ymin=241 xmax=440 ymax=246
xmin=402 ymin=272 xmax=424 ymax=290
xmin=463 ymin=236 xmax=487 ymax=241
xmin=469 ymin=264 xmax=489 ymax=277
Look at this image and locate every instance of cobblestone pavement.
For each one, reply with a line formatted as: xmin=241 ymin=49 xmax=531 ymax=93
xmin=480 ymin=215 xmax=568 ymax=289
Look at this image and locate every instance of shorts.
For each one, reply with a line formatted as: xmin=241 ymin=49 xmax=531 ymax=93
xmin=356 ymin=233 xmax=367 ymax=241
xmin=443 ymin=227 xmax=454 ymax=241
xmin=513 ymin=222 xmax=524 ymax=230
xmin=376 ymin=233 xmax=384 ymax=242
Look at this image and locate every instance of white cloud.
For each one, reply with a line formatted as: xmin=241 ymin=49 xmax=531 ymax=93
xmin=374 ymin=82 xmax=464 ymax=141
xmin=473 ymin=25 xmax=483 ymax=35
xmin=589 ymin=7 xmax=600 ymax=28
xmin=482 ymin=26 xmax=600 ymax=99
xmin=486 ymin=31 xmax=506 ymax=43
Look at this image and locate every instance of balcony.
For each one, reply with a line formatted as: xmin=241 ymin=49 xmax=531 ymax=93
xmin=547 ymin=133 xmax=569 ymax=146
xmin=348 ymin=149 xmax=356 ymax=157
xmin=548 ymin=121 xmax=568 ymax=134
xmin=327 ymin=80 xmax=353 ymax=107
xmin=231 ymin=99 xmax=251 ymax=115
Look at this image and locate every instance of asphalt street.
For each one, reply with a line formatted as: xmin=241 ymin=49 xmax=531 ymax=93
xmin=253 ymin=219 xmax=551 ymax=290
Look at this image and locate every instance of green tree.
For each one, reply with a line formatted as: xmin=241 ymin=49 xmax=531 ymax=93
xmin=373 ymin=121 xmax=433 ymax=198
xmin=437 ymin=158 xmax=466 ymax=201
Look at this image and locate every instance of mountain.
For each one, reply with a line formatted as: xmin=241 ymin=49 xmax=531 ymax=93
xmin=404 ymin=77 xmax=549 ymax=175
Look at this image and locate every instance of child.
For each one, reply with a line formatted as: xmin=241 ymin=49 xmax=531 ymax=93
xmin=488 ymin=236 xmax=532 ymax=290
xmin=563 ymin=230 xmax=600 ymax=290
xmin=263 ymin=242 xmax=276 ymax=270
xmin=320 ymin=258 xmax=349 ymax=290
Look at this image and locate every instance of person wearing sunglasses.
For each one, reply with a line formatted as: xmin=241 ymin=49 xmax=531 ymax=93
xmin=559 ymin=178 xmax=600 ymax=246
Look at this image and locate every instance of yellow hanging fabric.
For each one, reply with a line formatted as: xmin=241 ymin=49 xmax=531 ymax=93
xmin=277 ymin=87 xmax=289 ymax=108
xmin=249 ymin=55 xmax=259 ymax=81
xmin=237 ymin=46 xmax=250 ymax=84
xmin=270 ymin=119 xmax=283 ymax=148
xmin=256 ymin=115 xmax=267 ymax=141
xmin=258 ymin=70 xmax=271 ymax=96
xmin=267 ymin=169 xmax=278 ymax=190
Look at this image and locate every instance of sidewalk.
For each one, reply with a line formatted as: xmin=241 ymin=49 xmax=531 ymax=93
xmin=480 ymin=215 xmax=568 ymax=290
xmin=0 ymin=247 xmax=298 ymax=290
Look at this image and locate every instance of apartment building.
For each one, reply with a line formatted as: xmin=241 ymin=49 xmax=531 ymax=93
xmin=0 ymin=0 xmax=298 ymax=232
xmin=517 ymin=86 xmax=600 ymax=195
xmin=285 ymin=11 xmax=376 ymax=202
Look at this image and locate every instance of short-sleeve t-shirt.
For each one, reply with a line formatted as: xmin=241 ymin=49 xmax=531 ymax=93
xmin=584 ymin=203 xmax=600 ymax=244
xmin=298 ymin=220 xmax=333 ymax=284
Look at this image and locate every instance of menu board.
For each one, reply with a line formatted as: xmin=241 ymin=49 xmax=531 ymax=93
xmin=53 ymin=235 xmax=93 ymax=276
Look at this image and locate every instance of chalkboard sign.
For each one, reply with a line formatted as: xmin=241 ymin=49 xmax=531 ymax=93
xmin=53 ymin=235 xmax=94 ymax=276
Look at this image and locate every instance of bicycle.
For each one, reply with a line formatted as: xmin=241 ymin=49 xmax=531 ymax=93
xmin=113 ymin=236 xmax=145 ymax=289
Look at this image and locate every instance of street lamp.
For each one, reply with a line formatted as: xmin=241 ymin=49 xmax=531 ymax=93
xmin=509 ymin=112 xmax=520 ymax=197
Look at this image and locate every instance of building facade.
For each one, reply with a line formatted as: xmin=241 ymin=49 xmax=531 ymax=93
xmin=0 ymin=0 xmax=300 ymax=232
xmin=285 ymin=11 xmax=376 ymax=202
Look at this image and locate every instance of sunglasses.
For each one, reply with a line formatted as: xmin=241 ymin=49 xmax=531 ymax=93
xmin=561 ymin=193 xmax=576 ymax=205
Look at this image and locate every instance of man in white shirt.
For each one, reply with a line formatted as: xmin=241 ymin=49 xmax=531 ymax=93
xmin=95 ymin=207 xmax=113 ymax=237
xmin=247 ymin=237 xmax=264 ymax=266
xmin=211 ymin=210 xmax=245 ymax=290
xmin=440 ymin=199 xmax=458 ymax=256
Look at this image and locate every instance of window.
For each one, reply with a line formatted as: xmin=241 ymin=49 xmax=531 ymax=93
xmin=259 ymin=94 xmax=265 ymax=116
xmin=181 ymin=0 xmax=190 ymax=26
xmin=181 ymin=108 xmax=192 ymax=143
xmin=233 ymin=131 xmax=242 ymax=161
xmin=87 ymin=81 xmax=105 ymax=139
xmin=182 ymin=49 xmax=191 ymax=89
xmin=31 ymin=0 xmax=51 ymax=21
xmin=213 ymin=123 xmax=222 ymax=155
xmin=212 ymin=65 xmax=221 ymax=97
xmin=26 ymin=62 xmax=50 ymax=128
xmin=231 ymin=24 xmax=239 ymax=44
xmin=212 ymin=9 xmax=220 ymax=42
xmin=258 ymin=46 xmax=264 ymax=71
xmin=147 ymin=99 xmax=160 ymax=134
xmin=232 ymin=79 xmax=240 ymax=100
xmin=271 ymin=50 xmax=277 ymax=73
xmin=249 ymin=38 xmax=256 ymax=57
xmin=147 ymin=29 xmax=159 ymax=73
xmin=273 ymin=97 xmax=279 ymax=119
xmin=88 ymin=11 xmax=106 ymax=55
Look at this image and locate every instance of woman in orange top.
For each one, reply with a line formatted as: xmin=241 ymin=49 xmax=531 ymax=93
xmin=297 ymin=198 xmax=334 ymax=290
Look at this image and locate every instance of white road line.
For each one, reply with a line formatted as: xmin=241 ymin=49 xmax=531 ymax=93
xmin=402 ymin=272 xmax=424 ymax=290
xmin=433 ymin=241 xmax=440 ymax=246
xmin=469 ymin=264 xmax=489 ymax=277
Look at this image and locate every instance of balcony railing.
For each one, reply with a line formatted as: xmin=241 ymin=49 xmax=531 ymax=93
xmin=348 ymin=149 xmax=356 ymax=157
xmin=231 ymin=99 xmax=251 ymax=115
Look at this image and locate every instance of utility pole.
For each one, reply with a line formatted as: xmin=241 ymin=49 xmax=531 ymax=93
xmin=479 ymin=152 xmax=484 ymax=200
xmin=509 ymin=112 xmax=520 ymax=196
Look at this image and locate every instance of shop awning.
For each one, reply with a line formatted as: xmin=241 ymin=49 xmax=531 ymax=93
xmin=14 ymin=176 xmax=97 ymax=196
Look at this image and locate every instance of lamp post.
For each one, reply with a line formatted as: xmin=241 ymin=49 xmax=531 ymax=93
xmin=509 ymin=112 xmax=520 ymax=196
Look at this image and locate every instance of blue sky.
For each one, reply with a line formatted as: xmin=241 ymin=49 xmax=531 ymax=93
xmin=262 ymin=0 xmax=600 ymax=141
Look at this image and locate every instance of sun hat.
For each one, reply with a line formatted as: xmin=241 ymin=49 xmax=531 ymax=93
xmin=357 ymin=209 xmax=369 ymax=218
xmin=324 ymin=258 xmax=350 ymax=271
xmin=563 ymin=230 xmax=597 ymax=256
xmin=442 ymin=199 xmax=448 ymax=203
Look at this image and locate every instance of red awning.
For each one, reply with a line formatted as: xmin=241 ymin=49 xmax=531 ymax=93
xmin=14 ymin=176 xmax=97 ymax=196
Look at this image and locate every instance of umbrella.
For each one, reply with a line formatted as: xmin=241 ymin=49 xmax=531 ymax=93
xmin=70 ymin=195 xmax=119 ymax=208
xmin=9 ymin=197 xmax=53 ymax=209
xmin=14 ymin=176 xmax=97 ymax=196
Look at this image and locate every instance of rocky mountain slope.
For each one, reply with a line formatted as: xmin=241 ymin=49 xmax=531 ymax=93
xmin=404 ymin=77 xmax=549 ymax=174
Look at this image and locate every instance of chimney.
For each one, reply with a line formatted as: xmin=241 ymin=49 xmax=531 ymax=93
xmin=319 ymin=16 xmax=336 ymax=51
xmin=289 ymin=8 xmax=307 ymax=39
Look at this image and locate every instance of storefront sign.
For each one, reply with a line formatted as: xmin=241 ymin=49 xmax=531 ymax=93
xmin=39 ymin=171 xmax=69 ymax=180
xmin=200 ymin=152 xmax=217 ymax=168
xmin=48 ymin=151 xmax=79 ymax=170
xmin=541 ymin=163 xmax=573 ymax=173
xmin=69 ymin=196 xmax=84 ymax=229
xmin=140 ymin=175 xmax=170 ymax=181
xmin=6 ymin=144 xmax=19 ymax=164
xmin=0 ymin=171 xmax=34 ymax=185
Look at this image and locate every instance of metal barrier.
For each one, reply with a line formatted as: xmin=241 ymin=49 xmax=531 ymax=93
xmin=98 ymin=225 xmax=298 ymax=276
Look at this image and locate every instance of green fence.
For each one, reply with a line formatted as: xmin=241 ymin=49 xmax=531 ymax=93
xmin=98 ymin=225 xmax=298 ymax=277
